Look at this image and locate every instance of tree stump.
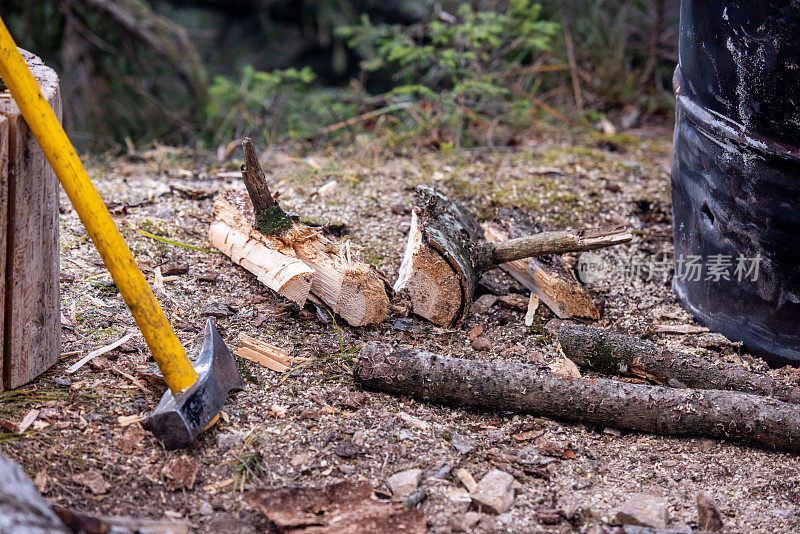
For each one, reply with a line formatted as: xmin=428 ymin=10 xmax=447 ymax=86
xmin=0 ymin=50 xmax=61 ymax=389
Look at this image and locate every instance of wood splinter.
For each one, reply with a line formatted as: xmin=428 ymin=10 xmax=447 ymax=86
xmin=394 ymin=186 xmax=631 ymax=326
xmin=355 ymin=342 xmax=800 ymax=452
xmin=210 ymin=138 xmax=391 ymax=326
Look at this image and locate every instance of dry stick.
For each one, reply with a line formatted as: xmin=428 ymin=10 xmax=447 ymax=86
xmin=482 ymin=209 xmax=598 ymax=320
xmin=473 ymin=226 xmax=632 ymax=271
xmin=355 ymin=343 xmax=800 ymax=452
xmin=557 ymin=323 xmax=800 ymax=404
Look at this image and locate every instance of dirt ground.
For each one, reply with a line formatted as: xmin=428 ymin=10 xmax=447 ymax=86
xmin=4 ymin=124 xmax=800 ymax=533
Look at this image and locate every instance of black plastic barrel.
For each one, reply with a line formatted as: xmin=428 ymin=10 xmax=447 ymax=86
xmin=671 ymin=0 xmax=800 ymax=365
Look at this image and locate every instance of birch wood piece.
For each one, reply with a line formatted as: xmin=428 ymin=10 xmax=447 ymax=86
xmin=212 ymin=191 xmax=390 ymax=326
xmin=209 ymin=198 xmax=313 ymax=305
xmin=482 ymin=208 xmax=599 ymax=320
xmin=355 ymin=343 xmax=800 ymax=452
xmin=395 ymin=187 xmax=627 ymax=326
xmin=0 ymin=50 xmax=62 ymax=389
xmin=557 ymin=323 xmax=800 ymax=404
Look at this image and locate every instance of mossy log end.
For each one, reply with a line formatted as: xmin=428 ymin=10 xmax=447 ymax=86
xmin=557 ymin=323 xmax=800 ymax=404
xmin=355 ymin=342 xmax=800 ymax=452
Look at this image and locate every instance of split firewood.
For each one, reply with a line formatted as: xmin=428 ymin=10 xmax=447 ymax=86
xmin=235 ymin=333 xmax=309 ymax=373
xmin=355 ymin=342 xmax=800 ymax=452
xmin=482 ymin=208 xmax=599 ymax=320
xmin=557 ymin=323 xmax=800 ymax=404
xmin=394 ymin=186 xmax=631 ymax=326
xmin=210 ymin=139 xmax=391 ymax=326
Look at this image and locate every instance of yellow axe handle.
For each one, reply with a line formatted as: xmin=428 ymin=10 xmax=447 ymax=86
xmin=0 ymin=17 xmax=197 ymax=393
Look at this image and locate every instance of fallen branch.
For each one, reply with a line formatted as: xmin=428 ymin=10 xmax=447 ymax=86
xmin=354 ymin=343 xmax=800 ymax=452
xmin=210 ymin=139 xmax=391 ymax=326
xmin=557 ymin=323 xmax=800 ymax=404
xmin=482 ymin=208 xmax=599 ymax=320
xmin=395 ymin=187 xmax=630 ymax=326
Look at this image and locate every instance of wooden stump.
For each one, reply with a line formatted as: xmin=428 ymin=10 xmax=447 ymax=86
xmin=0 ymin=50 xmax=62 ymax=389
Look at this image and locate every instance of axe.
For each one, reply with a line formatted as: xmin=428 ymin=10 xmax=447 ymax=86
xmin=0 ymin=19 xmax=242 ymax=448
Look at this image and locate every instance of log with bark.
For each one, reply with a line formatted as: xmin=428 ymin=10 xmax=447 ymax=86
xmin=394 ymin=186 xmax=631 ymax=326
xmin=354 ymin=343 xmax=800 ymax=452
xmin=209 ymin=139 xmax=391 ymax=326
xmin=482 ymin=207 xmax=599 ymax=320
xmin=557 ymin=323 xmax=800 ymax=404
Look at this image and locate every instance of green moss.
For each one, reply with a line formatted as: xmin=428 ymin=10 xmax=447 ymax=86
xmin=589 ymin=341 xmax=619 ymax=375
xmin=256 ymin=205 xmax=292 ymax=235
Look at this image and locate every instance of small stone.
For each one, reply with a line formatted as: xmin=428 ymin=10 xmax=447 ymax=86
xmin=535 ymin=435 xmax=566 ymax=457
xmin=54 ymin=377 xmax=70 ymax=386
xmin=548 ymin=357 xmax=581 ymax=378
xmin=471 ymin=294 xmax=498 ymax=314
xmin=387 ymin=468 xmax=423 ymax=499
xmin=398 ymin=221 xmax=411 ymax=234
xmin=334 ymin=439 xmax=361 ymax=458
xmin=614 ymin=493 xmax=669 ymax=529
xmin=160 ymin=261 xmax=189 ymax=276
xmin=198 ymin=500 xmax=214 ymax=516
xmin=450 ymin=511 xmax=482 ymax=532
xmin=447 ymin=487 xmax=473 ymax=512
xmin=471 ymin=337 xmax=491 ymax=352
xmin=451 ymin=433 xmax=476 ymax=455
xmin=162 ymin=454 xmax=199 ymax=491
xmin=201 ymin=302 xmax=234 ymax=318
xmin=216 ymin=431 xmax=245 ymax=451
xmin=471 ymin=470 xmax=519 ymax=514
xmin=697 ymin=492 xmax=724 ymax=532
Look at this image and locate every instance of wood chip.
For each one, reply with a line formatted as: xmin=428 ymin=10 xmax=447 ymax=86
xmin=118 ymin=414 xmax=144 ymax=427
xmin=17 ymin=409 xmax=40 ymax=434
xmin=66 ymin=333 xmax=134 ymax=374
xmin=455 ymin=468 xmax=478 ymax=493
xmin=162 ymin=455 xmax=199 ymax=491
xmin=653 ymin=323 xmax=710 ymax=334
xmin=524 ymin=293 xmax=540 ymax=327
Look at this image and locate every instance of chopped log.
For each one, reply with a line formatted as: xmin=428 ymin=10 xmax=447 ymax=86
xmin=482 ymin=207 xmax=599 ymax=320
xmin=355 ymin=343 xmax=800 ymax=452
xmin=210 ymin=141 xmax=391 ymax=326
xmin=0 ymin=51 xmax=62 ymax=389
xmin=557 ymin=323 xmax=800 ymax=404
xmin=395 ymin=186 xmax=630 ymax=326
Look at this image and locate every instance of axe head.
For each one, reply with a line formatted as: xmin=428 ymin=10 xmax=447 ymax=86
xmin=147 ymin=319 xmax=243 ymax=449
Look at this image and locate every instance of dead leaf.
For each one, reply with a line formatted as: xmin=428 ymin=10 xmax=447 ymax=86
xmin=561 ymin=449 xmax=576 ymax=460
xmin=535 ymin=435 xmax=567 ymax=457
xmin=398 ymin=411 xmax=430 ymax=430
xmin=115 ymin=425 xmax=145 ymax=454
xmin=468 ymin=324 xmax=484 ymax=341
xmin=162 ymin=455 xmax=199 ymax=491
xmin=512 ymin=429 xmax=544 ymax=442
xmin=34 ymin=471 xmax=52 ymax=494
xmin=247 ymin=481 xmax=426 ymax=533
xmin=73 ymin=470 xmax=111 ymax=494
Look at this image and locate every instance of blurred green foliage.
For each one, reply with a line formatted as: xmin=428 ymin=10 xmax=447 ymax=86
xmin=0 ymin=0 xmax=677 ymax=151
